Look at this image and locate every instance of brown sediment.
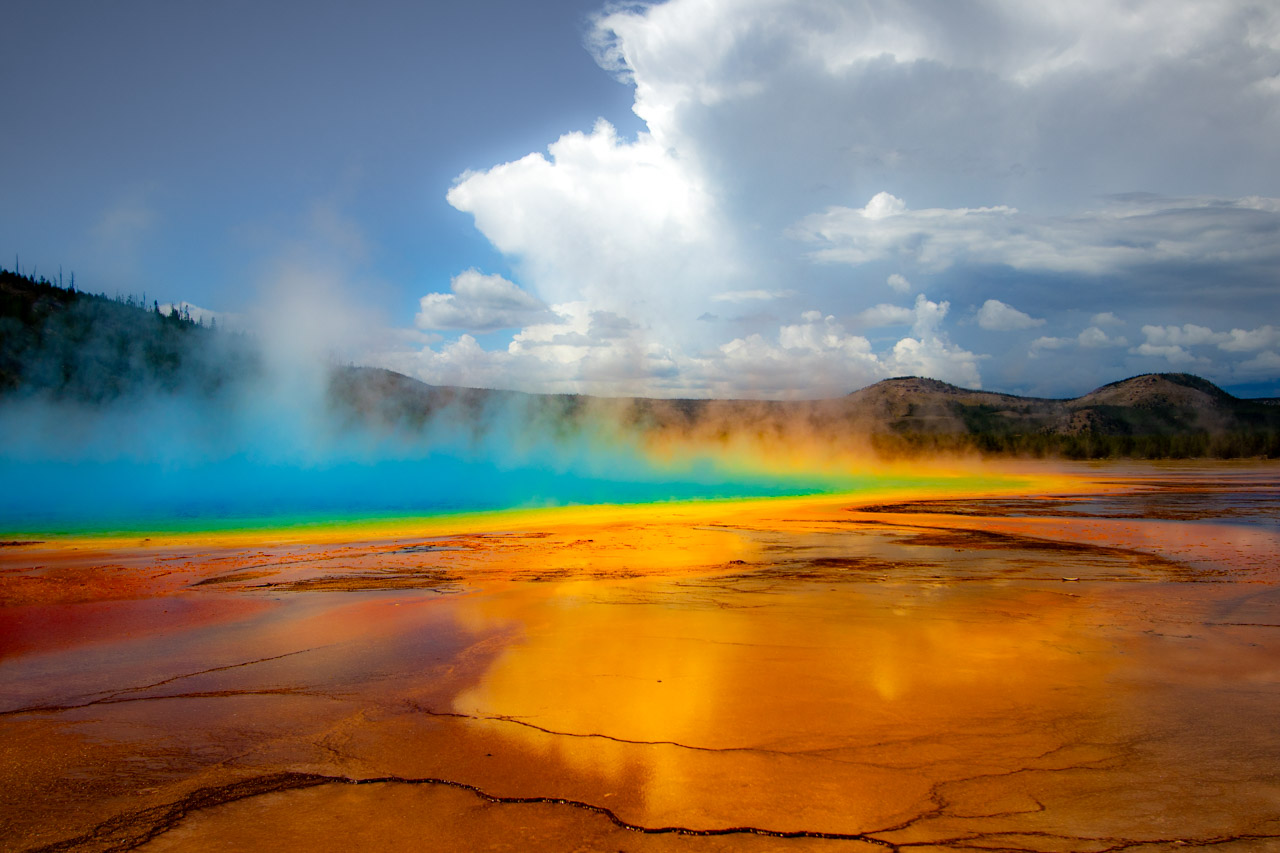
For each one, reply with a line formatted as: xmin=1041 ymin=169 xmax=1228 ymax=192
xmin=255 ymin=570 xmax=462 ymax=593
xmin=1 ymin=464 xmax=1279 ymax=851
xmin=190 ymin=570 xmax=277 ymax=586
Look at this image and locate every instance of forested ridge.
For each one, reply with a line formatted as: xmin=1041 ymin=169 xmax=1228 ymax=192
xmin=0 ymin=268 xmax=255 ymax=400
xmin=3 ymin=267 xmax=1277 ymax=458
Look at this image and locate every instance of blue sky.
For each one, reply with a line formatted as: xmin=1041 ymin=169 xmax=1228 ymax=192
xmin=4 ymin=0 xmax=1279 ymax=398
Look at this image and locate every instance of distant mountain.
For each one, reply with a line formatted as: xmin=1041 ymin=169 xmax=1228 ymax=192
xmin=2 ymin=267 xmax=1276 ymax=458
xmin=836 ymin=373 xmax=1280 ymax=457
xmin=328 ymin=368 xmax=1280 ymax=459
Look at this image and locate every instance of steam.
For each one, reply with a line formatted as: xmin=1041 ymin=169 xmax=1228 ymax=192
xmin=0 ymin=266 xmax=907 ymax=533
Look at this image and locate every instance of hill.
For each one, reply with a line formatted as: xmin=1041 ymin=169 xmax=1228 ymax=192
xmin=326 ymin=367 xmax=1280 ymax=459
xmin=0 ymin=268 xmax=256 ymax=401
xmin=839 ymin=373 xmax=1280 ymax=458
xmin=2 ymin=268 xmax=1276 ymax=458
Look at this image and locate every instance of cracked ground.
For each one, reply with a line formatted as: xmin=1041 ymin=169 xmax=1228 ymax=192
xmin=2 ymin=465 xmax=1279 ymax=851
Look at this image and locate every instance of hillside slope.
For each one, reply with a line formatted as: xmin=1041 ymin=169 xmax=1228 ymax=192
xmin=327 ymin=368 xmax=1280 ymax=459
xmin=0 ymin=269 xmax=256 ymax=400
xmin=2 ymin=268 xmax=1275 ymax=458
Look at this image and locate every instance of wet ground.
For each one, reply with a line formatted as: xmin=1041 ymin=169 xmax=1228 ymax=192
xmin=2 ymin=464 xmax=1279 ymax=851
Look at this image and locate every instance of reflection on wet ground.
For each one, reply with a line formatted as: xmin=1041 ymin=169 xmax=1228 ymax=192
xmin=2 ymin=464 xmax=1279 ymax=851
xmin=862 ymin=470 xmax=1280 ymax=531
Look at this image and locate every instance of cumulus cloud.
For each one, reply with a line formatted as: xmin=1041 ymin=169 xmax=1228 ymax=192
xmin=1140 ymin=324 xmax=1229 ymax=348
xmin=593 ymin=0 xmax=1279 ymax=99
xmin=1076 ymin=326 xmax=1128 ymax=348
xmin=405 ymin=0 xmax=1280 ymax=396
xmin=885 ymin=295 xmax=983 ymax=388
xmin=886 ymin=273 xmax=913 ymax=293
xmin=1029 ymin=326 xmax=1128 ymax=355
xmin=416 ymin=269 xmax=553 ymax=332
xmin=1119 ymin=322 xmax=1280 ymax=382
xmin=711 ymin=320 xmax=881 ymax=398
xmin=382 ymin=295 xmax=980 ymax=398
xmin=705 ymin=295 xmax=981 ymax=396
xmin=977 ymin=299 xmax=1044 ymax=331
xmin=1136 ymin=322 xmax=1274 ymax=356
xmin=590 ymin=0 xmax=1280 ymax=210
xmin=1131 ymin=343 xmax=1204 ymax=365
xmin=1030 ymin=336 xmax=1073 ymax=354
xmin=1238 ymin=351 xmax=1280 ymax=374
xmin=445 ymin=119 xmax=739 ymax=335
xmin=386 ymin=301 xmax=685 ymax=397
xmin=1219 ymin=326 xmax=1277 ymax=352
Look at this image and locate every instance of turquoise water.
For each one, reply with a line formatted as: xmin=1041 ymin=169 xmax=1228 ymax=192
xmin=0 ymin=393 xmax=931 ymax=538
xmin=0 ymin=452 xmax=864 ymax=537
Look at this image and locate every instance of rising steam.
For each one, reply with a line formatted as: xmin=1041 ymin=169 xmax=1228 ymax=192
xmin=1 ymin=266 xmax=940 ymax=534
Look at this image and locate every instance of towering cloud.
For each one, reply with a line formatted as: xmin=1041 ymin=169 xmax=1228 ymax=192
xmin=394 ymin=0 xmax=1280 ymax=397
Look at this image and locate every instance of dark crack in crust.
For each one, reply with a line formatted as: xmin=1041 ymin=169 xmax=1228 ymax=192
xmin=1 ymin=648 xmax=319 ymax=717
xmin=26 ymin=771 xmax=902 ymax=852
xmin=251 ymin=569 xmax=461 ymax=593
xmin=27 ymin=770 xmax=1280 ymax=853
xmin=27 ymin=773 xmax=335 ymax=853
xmin=190 ymin=570 xmax=276 ymax=586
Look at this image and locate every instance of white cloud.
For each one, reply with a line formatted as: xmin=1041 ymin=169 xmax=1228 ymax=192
xmin=1076 ymin=326 xmax=1127 ymax=348
xmin=795 ymin=193 xmax=1280 ymax=275
xmin=1030 ymin=336 xmax=1073 ymax=354
xmin=590 ymin=0 xmax=1280 ymax=202
xmin=381 ymin=296 xmax=980 ymax=398
xmin=712 ymin=289 xmax=797 ymax=302
xmin=793 ymin=193 xmax=1019 ymax=270
xmin=1126 ymin=323 xmax=1279 ymax=372
xmin=886 ymin=295 xmax=983 ymax=387
xmin=977 ymin=299 xmax=1045 ymax=331
xmin=710 ymin=328 xmax=881 ymax=398
xmin=1220 ymin=326 xmax=1278 ymax=352
xmin=592 ymin=0 xmax=1280 ymax=133
xmin=1131 ymin=343 xmax=1204 ymax=365
xmin=854 ymin=302 xmax=917 ymax=328
xmin=445 ymin=119 xmax=739 ymax=336
xmin=1029 ymin=325 xmax=1129 ymax=356
xmin=416 ymin=269 xmax=552 ymax=332
xmin=886 ymin=273 xmax=912 ymax=293
xmin=707 ymin=296 xmax=981 ymax=396
xmin=384 ymin=302 xmax=686 ymax=397
xmin=861 ymin=191 xmax=908 ymax=220
xmin=1237 ymin=351 xmax=1280 ymax=374
xmin=1140 ymin=324 xmax=1229 ymax=348
xmin=1138 ymin=323 xmax=1277 ymax=353
xmin=412 ymin=0 xmax=1280 ymax=396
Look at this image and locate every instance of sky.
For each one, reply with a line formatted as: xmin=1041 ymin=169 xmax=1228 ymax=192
xmin=4 ymin=0 xmax=1279 ymax=399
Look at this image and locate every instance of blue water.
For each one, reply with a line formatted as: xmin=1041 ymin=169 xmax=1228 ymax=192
xmin=0 ymin=452 xmax=857 ymax=536
xmin=0 ymin=393 xmax=879 ymax=536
